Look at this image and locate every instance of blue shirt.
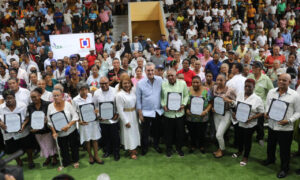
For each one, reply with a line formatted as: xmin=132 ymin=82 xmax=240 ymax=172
xmin=157 ymin=40 xmax=169 ymax=54
xmin=282 ymin=32 xmax=292 ymax=45
xmin=136 ymin=76 xmax=164 ymax=117
xmin=65 ymin=65 xmax=85 ymax=77
xmin=89 ymin=13 xmax=97 ymax=20
xmin=39 ymin=8 xmax=48 ymax=15
xmin=54 ymin=12 xmax=63 ymax=24
xmin=0 ymin=51 xmax=6 ymax=64
xmin=205 ymin=60 xmax=221 ymax=81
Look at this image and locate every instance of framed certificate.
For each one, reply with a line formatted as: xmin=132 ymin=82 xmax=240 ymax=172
xmin=267 ymin=99 xmax=289 ymax=121
xmin=99 ymin=102 xmax=114 ymax=120
xmin=214 ymin=96 xmax=225 ymax=116
xmin=31 ymin=111 xmax=45 ymax=130
xmin=167 ymin=92 xmax=182 ymax=111
xmin=190 ymin=96 xmax=204 ymax=115
xmin=4 ymin=113 xmax=21 ymax=133
xmin=79 ymin=103 xmax=96 ymax=122
xmin=50 ymin=111 xmax=68 ymax=131
xmin=235 ymin=102 xmax=252 ymax=123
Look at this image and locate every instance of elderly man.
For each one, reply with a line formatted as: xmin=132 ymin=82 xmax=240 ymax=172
xmin=107 ymin=58 xmax=126 ymax=87
xmin=136 ymin=62 xmax=164 ymax=155
xmin=263 ymin=74 xmax=300 ymax=178
xmin=264 ymin=45 xmax=286 ymax=69
xmin=161 ymin=68 xmax=189 ymax=157
xmin=93 ymin=77 xmax=120 ymax=161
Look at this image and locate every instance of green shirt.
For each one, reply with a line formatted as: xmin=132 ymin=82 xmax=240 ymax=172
xmin=277 ymin=3 xmax=286 ymax=14
xmin=247 ymin=74 xmax=274 ymax=103
xmin=161 ymin=80 xmax=189 ymax=118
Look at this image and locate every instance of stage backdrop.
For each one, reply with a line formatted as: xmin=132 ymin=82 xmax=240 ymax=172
xmin=50 ymin=33 xmax=95 ymax=60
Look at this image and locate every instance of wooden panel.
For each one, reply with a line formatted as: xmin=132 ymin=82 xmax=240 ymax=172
xmin=132 ymin=21 xmax=161 ymax=42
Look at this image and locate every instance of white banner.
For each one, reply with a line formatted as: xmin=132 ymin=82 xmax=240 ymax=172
xmin=50 ymin=33 xmax=95 ymax=60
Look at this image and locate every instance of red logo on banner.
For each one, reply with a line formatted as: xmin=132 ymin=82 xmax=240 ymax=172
xmin=80 ymin=38 xmax=91 ymax=48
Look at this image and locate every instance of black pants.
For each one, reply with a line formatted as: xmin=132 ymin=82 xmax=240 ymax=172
xmin=187 ymin=121 xmax=207 ymax=148
xmin=267 ymin=128 xmax=293 ymax=172
xmin=57 ymin=130 xmax=79 ymax=167
xmin=100 ymin=123 xmax=120 ymax=155
xmin=164 ymin=116 xmax=184 ymax=151
xmin=234 ymin=123 xmax=239 ymax=147
xmin=141 ymin=114 xmax=162 ymax=150
xmin=101 ymin=22 xmax=109 ymax=34
xmin=238 ymin=126 xmax=256 ymax=158
xmin=256 ymin=116 xmax=265 ymax=141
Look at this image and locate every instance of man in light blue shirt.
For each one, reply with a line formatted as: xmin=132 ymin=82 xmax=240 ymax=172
xmin=136 ymin=62 xmax=163 ymax=155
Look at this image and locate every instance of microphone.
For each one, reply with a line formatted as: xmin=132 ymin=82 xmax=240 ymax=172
xmin=0 ymin=150 xmax=24 ymax=169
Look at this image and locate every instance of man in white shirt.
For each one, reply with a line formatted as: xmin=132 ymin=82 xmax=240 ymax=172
xmin=15 ymin=16 xmax=25 ymax=35
xmin=269 ymin=24 xmax=280 ymax=40
xmin=231 ymin=16 xmax=242 ymax=45
xmin=263 ymin=74 xmax=300 ymax=178
xmin=93 ymin=77 xmax=120 ymax=161
xmin=170 ymin=34 xmax=182 ymax=52
xmin=185 ymin=25 xmax=197 ymax=41
xmin=0 ymin=28 xmax=9 ymax=44
xmin=63 ymin=10 xmax=73 ymax=33
xmin=44 ymin=51 xmax=56 ymax=69
xmin=227 ymin=62 xmax=247 ymax=95
xmin=256 ymin=30 xmax=267 ymax=48
xmin=6 ymin=49 xmax=19 ymax=66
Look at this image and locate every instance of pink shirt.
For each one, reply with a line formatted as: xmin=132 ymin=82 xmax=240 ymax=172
xmin=99 ymin=11 xmax=109 ymax=23
xmin=95 ymin=43 xmax=103 ymax=54
xmin=200 ymin=56 xmax=213 ymax=69
xmin=222 ymin=22 xmax=231 ymax=32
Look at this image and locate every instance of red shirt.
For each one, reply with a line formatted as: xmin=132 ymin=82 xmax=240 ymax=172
xmin=177 ymin=69 xmax=196 ymax=87
xmin=265 ymin=54 xmax=286 ymax=69
xmin=86 ymin=54 xmax=97 ymax=68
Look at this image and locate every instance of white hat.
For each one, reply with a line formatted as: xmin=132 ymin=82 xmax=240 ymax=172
xmin=221 ymin=48 xmax=226 ymax=52
xmin=290 ymin=43 xmax=298 ymax=48
xmin=146 ymin=38 xmax=151 ymax=41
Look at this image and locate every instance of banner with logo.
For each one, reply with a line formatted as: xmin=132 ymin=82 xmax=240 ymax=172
xmin=50 ymin=33 xmax=95 ymax=60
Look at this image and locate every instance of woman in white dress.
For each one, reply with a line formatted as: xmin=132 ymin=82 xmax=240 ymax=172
xmin=116 ymin=74 xmax=140 ymax=159
xmin=73 ymin=82 xmax=103 ymax=165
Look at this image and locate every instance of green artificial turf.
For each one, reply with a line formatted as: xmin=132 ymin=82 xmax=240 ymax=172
xmin=7 ymin=135 xmax=300 ymax=180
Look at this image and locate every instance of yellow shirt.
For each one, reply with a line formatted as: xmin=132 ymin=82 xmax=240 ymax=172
xmin=177 ymin=16 xmax=184 ymax=22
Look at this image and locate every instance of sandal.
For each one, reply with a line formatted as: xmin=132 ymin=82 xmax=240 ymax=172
xmin=73 ymin=162 xmax=80 ymax=168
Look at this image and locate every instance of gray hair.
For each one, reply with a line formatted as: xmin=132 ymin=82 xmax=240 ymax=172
xmin=137 ymin=57 xmax=145 ymax=62
xmin=76 ymin=81 xmax=89 ymax=90
xmin=145 ymin=62 xmax=155 ymax=68
xmin=54 ymin=83 xmax=64 ymax=91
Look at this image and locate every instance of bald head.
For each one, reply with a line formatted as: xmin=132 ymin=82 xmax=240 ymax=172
xmin=100 ymin=77 xmax=109 ymax=91
xmin=278 ymin=73 xmax=291 ymax=90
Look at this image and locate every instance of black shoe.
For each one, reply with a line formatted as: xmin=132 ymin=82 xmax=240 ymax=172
xmin=141 ymin=149 xmax=148 ymax=156
xmin=295 ymin=169 xmax=300 ymax=175
xmin=166 ymin=150 xmax=172 ymax=158
xmin=262 ymin=160 xmax=275 ymax=166
xmin=28 ymin=163 xmax=35 ymax=169
xmin=277 ymin=171 xmax=287 ymax=178
xmin=177 ymin=150 xmax=184 ymax=157
xmin=114 ymin=153 xmax=120 ymax=161
xmin=102 ymin=152 xmax=110 ymax=158
xmin=154 ymin=146 xmax=162 ymax=154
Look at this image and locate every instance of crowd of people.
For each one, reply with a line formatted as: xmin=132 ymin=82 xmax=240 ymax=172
xmin=0 ymin=0 xmax=300 ymax=179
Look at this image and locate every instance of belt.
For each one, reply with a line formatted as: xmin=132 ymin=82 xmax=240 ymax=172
xmin=123 ymin=107 xmax=136 ymax=112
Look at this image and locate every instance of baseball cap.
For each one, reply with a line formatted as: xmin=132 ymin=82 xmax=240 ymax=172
xmin=221 ymin=48 xmax=226 ymax=52
xmin=259 ymin=48 xmax=265 ymax=52
xmin=251 ymin=61 xmax=263 ymax=69
xmin=70 ymin=54 xmax=77 ymax=59
xmin=146 ymin=38 xmax=151 ymax=41
xmin=228 ymin=50 xmax=235 ymax=54
xmin=156 ymin=64 xmax=164 ymax=69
